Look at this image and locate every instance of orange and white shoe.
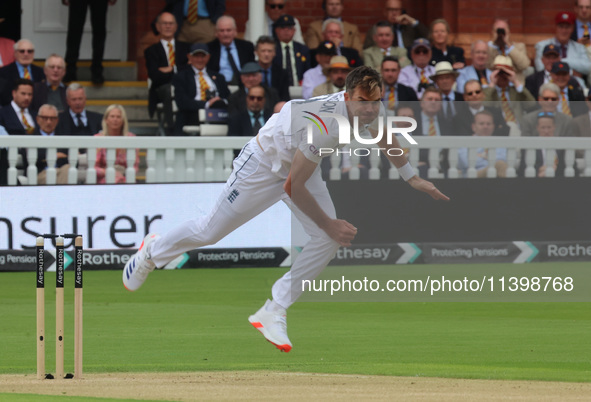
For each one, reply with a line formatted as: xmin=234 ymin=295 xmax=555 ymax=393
xmin=123 ymin=233 xmax=161 ymax=291
xmin=248 ymin=300 xmax=292 ymax=352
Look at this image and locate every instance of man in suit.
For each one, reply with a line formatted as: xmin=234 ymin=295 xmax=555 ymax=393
xmin=312 ymin=56 xmax=350 ymax=97
xmin=305 ymin=0 xmax=362 ymax=53
xmin=173 ymin=43 xmax=230 ymax=136
xmin=302 ymin=41 xmax=337 ymax=99
xmin=207 ymin=16 xmax=255 ymax=86
xmin=309 ymin=19 xmax=362 ymax=69
xmin=273 ymin=14 xmax=310 ymax=87
xmin=244 ymin=0 xmax=304 ymax=44
xmin=456 ymin=41 xmax=492 ymax=94
xmin=453 ymin=79 xmax=509 ymax=136
xmin=0 ymin=79 xmax=36 ymax=134
xmin=535 ymin=12 xmax=591 ymax=84
xmin=56 ymin=83 xmax=103 ymax=137
xmin=571 ymin=0 xmax=591 ymax=46
xmin=31 ymin=54 xmax=67 ymax=114
xmin=487 ymin=19 xmax=531 ymax=82
xmin=363 ymin=21 xmax=410 ymax=71
xmin=0 ymin=39 xmax=45 ymax=106
xmin=228 ymin=85 xmax=272 ymax=137
xmin=364 ymin=0 xmax=428 ymax=50
xmin=398 ymin=38 xmax=435 ymax=98
xmin=521 ymin=83 xmax=576 ymax=137
xmin=573 ymin=93 xmax=591 ymax=137
xmin=380 ymin=55 xmax=417 ymax=112
xmin=527 ymin=44 xmax=567 ymax=99
xmin=145 ymin=11 xmax=190 ymax=136
xmin=228 ymin=62 xmax=279 ymax=116
xmin=429 ymin=61 xmax=463 ymax=123
xmin=172 ymin=0 xmax=226 ymax=44
xmin=255 ymin=36 xmax=290 ymax=102
xmin=62 ymin=0 xmax=118 ymax=84
xmin=549 ymin=61 xmax=587 ymax=117
xmin=34 ymin=104 xmax=71 ymax=185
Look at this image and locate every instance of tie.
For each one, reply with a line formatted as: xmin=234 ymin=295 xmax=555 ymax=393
xmin=561 ymin=44 xmax=567 ymax=58
xmin=252 ymin=112 xmax=262 ymax=135
xmin=388 ymin=85 xmax=395 ymax=110
xmin=392 ymin=25 xmax=399 ymax=47
xmin=225 ymin=46 xmax=240 ymax=83
xmin=478 ymin=70 xmax=488 ymax=86
xmin=561 ymin=92 xmax=572 ymax=116
xmin=500 ymin=91 xmax=516 ymax=123
xmin=444 ymin=96 xmax=454 ymax=118
xmin=285 ymin=45 xmax=294 ymax=86
xmin=21 ymin=109 xmax=34 ymax=134
xmin=420 ymin=69 xmax=429 ymax=84
xmin=187 ymin=0 xmax=198 ymax=24
xmin=168 ymin=42 xmax=175 ymax=66
xmin=263 ymin=69 xmax=270 ymax=87
xmin=23 ymin=67 xmax=31 ymax=80
xmin=428 ymin=117 xmax=436 ymax=136
xmin=198 ymin=71 xmax=209 ymax=100
xmin=75 ymin=113 xmax=83 ymax=128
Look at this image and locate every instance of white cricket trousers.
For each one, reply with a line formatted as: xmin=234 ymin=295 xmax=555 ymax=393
xmin=149 ymin=139 xmax=340 ymax=309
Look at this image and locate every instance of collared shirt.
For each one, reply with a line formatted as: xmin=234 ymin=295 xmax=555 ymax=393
xmin=16 ymin=61 xmax=33 ymax=80
xmin=40 ymin=129 xmax=55 ymax=137
xmin=380 ymin=46 xmax=392 ymax=56
xmin=495 ymin=84 xmax=524 ymax=100
xmin=281 ymin=40 xmax=298 ymax=86
xmin=11 ymin=100 xmax=35 ymax=131
xmin=69 ymin=109 xmax=88 ymax=127
xmin=248 ymin=109 xmax=265 ymax=128
xmin=398 ymin=64 xmax=435 ymax=98
xmin=191 ymin=66 xmax=216 ymax=100
xmin=0 ymin=125 xmax=7 ymax=136
xmin=421 ymin=112 xmax=440 ymax=136
xmin=160 ymin=39 xmax=177 ymax=72
xmin=302 ymin=65 xmax=325 ymax=99
xmin=487 ymin=41 xmax=515 ymax=56
xmin=219 ymin=41 xmax=241 ymax=82
xmin=469 ymin=105 xmax=485 ymax=115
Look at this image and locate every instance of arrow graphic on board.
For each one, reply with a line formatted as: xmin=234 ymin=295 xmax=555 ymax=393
xmin=396 ymin=243 xmax=422 ymax=264
xmin=44 ymin=250 xmax=73 ymax=272
xmin=513 ymin=241 xmax=539 ymax=263
xmin=163 ymin=253 xmax=189 ymax=269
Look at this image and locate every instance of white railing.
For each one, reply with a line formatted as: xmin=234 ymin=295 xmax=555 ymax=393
xmin=1 ymin=136 xmax=591 ymax=185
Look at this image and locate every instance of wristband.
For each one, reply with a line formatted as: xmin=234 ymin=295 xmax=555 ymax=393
xmin=398 ymin=162 xmax=416 ymax=181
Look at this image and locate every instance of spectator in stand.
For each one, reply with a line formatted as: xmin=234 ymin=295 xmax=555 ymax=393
xmin=56 ymin=83 xmax=102 ymax=136
xmin=429 ymin=61 xmax=462 ymax=123
xmin=31 ymin=54 xmax=67 ymax=114
xmin=310 ymin=19 xmax=362 ymax=68
xmin=0 ymin=124 xmax=8 ymax=185
xmin=312 ymin=56 xmax=350 ymax=97
xmin=457 ymin=110 xmax=508 ymax=178
xmin=364 ymin=0 xmax=429 ymax=50
xmin=571 ymin=0 xmax=591 ymax=45
xmin=535 ymin=12 xmax=591 ymax=86
xmin=527 ymin=45 xmax=566 ymax=98
xmin=207 ymin=16 xmax=255 ymax=86
xmin=34 ymin=104 xmax=70 ymax=185
xmin=484 ymin=55 xmax=536 ymax=134
xmin=145 ymin=11 xmax=190 ymax=136
xmin=429 ymin=19 xmax=465 ymax=69
xmin=173 ymin=0 xmax=226 ymax=44
xmin=0 ymin=39 xmax=45 ymax=106
xmin=381 ymin=56 xmax=417 ymax=113
xmin=302 ymin=41 xmax=337 ymax=99
xmin=487 ymin=19 xmax=530 ymax=83
xmin=573 ymin=93 xmax=591 ymax=137
xmin=456 ymin=41 xmax=492 ymax=94
xmin=521 ymin=82 xmax=575 ymax=137
xmin=549 ymin=61 xmax=586 ymax=117
xmin=94 ymin=104 xmax=139 ymax=184
xmin=273 ymin=14 xmax=310 ymax=87
xmin=304 ymin=0 xmax=362 ymax=53
xmin=255 ymin=36 xmax=290 ymax=102
xmin=228 ymin=85 xmax=272 ymax=137
xmin=398 ymin=38 xmax=435 ymax=98
xmin=228 ymin=62 xmax=279 ymax=116
xmin=363 ymin=21 xmax=410 ymax=71
xmin=173 ymin=43 xmax=230 ymax=136
xmin=244 ymin=0 xmax=304 ymax=44
xmin=453 ymin=79 xmax=510 ymax=136
xmin=0 ymin=79 xmax=36 ymax=134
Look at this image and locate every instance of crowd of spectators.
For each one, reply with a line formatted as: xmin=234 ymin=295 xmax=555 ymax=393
xmin=2 ymin=0 xmax=591 ymax=184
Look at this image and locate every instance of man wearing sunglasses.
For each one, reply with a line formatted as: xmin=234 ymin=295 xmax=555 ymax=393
xmin=228 ymin=62 xmax=279 ymax=117
xmin=0 ymin=39 xmax=45 ymax=106
xmin=244 ymin=0 xmax=304 ymax=44
xmin=453 ymin=79 xmax=509 ymax=136
xmin=228 ymin=85 xmax=271 ymax=137
xmin=521 ymin=82 xmax=575 ymax=137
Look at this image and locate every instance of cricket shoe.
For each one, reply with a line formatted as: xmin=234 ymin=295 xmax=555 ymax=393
xmin=122 ymin=233 xmax=161 ymax=291
xmin=248 ymin=300 xmax=292 ymax=352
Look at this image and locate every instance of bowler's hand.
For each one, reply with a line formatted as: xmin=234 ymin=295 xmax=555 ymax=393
xmin=323 ymin=219 xmax=358 ymax=247
xmin=408 ymin=176 xmax=450 ymax=201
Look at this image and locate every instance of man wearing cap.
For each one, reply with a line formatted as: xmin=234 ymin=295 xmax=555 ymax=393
xmin=456 ymin=41 xmax=493 ymax=94
xmin=228 ymin=62 xmax=279 ymax=117
xmin=362 ymin=21 xmax=410 ymax=71
xmin=571 ymin=0 xmax=591 ymax=46
xmin=310 ymin=19 xmax=362 ymax=69
xmin=244 ymin=0 xmax=304 ymax=44
xmin=520 ymin=82 xmax=575 ymax=137
xmin=380 ymin=55 xmax=417 ymax=112
xmin=484 ymin=56 xmax=536 ymax=134
xmin=535 ymin=12 xmax=590 ymax=83
xmin=228 ymin=85 xmax=272 ymax=137
xmin=207 ymin=16 xmax=255 ymax=86
xmin=311 ymin=55 xmax=349 ymax=97
xmin=172 ymin=43 xmax=230 ymax=136
xmin=145 ymin=12 xmax=191 ymax=136
xmin=255 ymin=36 xmax=290 ymax=102
xmin=398 ymin=38 xmax=435 ymax=98
xmin=527 ymin=44 xmax=571 ymax=98
xmin=273 ymin=14 xmax=311 ymax=87
xmin=304 ymin=0 xmax=362 ymax=53
xmin=429 ymin=61 xmax=462 ymax=122
xmin=487 ymin=19 xmax=530 ymax=82
xmin=302 ymin=41 xmax=337 ymax=99
xmin=549 ymin=61 xmax=586 ymax=117
xmin=364 ymin=0 xmax=428 ymax=50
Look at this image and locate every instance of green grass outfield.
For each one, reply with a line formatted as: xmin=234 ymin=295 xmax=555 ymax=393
xmin=1 ymin=266 xmax=589 ymax=382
